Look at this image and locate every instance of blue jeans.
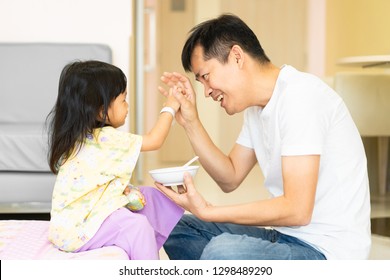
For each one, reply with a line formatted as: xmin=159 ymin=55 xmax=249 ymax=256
xmin=163 ymin=214 xmax=326 ymax=260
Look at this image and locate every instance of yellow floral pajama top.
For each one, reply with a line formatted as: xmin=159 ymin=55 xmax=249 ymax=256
xmin=49 ymin=126 xmax=142 ymax=252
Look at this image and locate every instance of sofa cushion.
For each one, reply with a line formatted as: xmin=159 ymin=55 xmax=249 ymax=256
xmin=0 ymin=172 xmax=55 ymax=207
xmin=0 ymin=43 xmax=112 ymax=172
xmin=0 ymin=123 xmax=49 ymax=171
xmin=0 ymin=43 xmax=112 ymax=124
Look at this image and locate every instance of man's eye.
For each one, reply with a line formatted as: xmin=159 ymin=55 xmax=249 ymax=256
xmin=202 ymin=73 xmax=209 ymax=80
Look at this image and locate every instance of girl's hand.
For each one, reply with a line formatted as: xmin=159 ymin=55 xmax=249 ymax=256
xmin=123 ymin=185 xmax=131 ymax=195
xmin=155 ymin=172 xmax=212 ymax=221
xmin=164 ymin=86 xmax=181 ymax=112
xmin=158 ymin=72 xmax=199 ymax=127
xmin=125 ymin=185 xmax=146 ymax=211
xmin=159 ymin=72 xmax=195 ymax=98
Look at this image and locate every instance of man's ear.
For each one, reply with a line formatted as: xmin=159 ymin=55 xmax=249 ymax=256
xmin=231 ymin=45 xmax=244 ymax=66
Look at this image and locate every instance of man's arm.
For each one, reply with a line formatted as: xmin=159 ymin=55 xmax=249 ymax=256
xmin=163 ymin=72 xmax=257 ymax=192
xmin=202 ymin=154 xmax=319 ymax=226
xmin=157 ymin=154 xmax=319 ymax=227
xmin=184 ymin=117 xmax=257 ymax=193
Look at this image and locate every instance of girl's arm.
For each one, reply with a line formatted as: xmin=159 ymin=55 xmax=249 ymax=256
xmin=141 ymin=87 xmax=180 ymax=151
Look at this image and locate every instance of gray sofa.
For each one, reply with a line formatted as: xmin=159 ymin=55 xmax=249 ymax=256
xmin=0 ymin=43 xmax=112 ymax=214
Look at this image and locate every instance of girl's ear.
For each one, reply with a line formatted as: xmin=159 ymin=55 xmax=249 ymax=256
xmin=97 ymin=106 xmax=106 ymax=122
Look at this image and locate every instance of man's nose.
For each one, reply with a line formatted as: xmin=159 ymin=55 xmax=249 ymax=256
xmin=204 ymin=85 xmax=213 ymax=97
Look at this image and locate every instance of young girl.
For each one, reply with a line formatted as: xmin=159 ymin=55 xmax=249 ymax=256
xmin=46 ymin=60 xmax=183 ymax=259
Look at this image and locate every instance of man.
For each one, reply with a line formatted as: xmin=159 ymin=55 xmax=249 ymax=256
xmin=157 ymin=13 xmax=371 ymax=260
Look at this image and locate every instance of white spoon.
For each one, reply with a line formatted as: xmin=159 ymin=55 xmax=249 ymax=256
xmin=182 ymin=155 xmax=199 ymax=167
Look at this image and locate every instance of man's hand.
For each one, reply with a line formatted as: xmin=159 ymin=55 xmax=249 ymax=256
xmin=155 ymin=172 xmax=212 ymax=221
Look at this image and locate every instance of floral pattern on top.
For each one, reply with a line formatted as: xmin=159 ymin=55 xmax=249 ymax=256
xmin=49 ymin=126 xmax=142 ymax=251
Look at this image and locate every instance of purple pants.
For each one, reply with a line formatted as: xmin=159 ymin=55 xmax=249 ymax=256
xmin=74 ymin=186 xmax=184 ymax=260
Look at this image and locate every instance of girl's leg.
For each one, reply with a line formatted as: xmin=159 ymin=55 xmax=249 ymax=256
xmin=75 ymin=208 xmax=159 ymax=260
xmin=137 ymin=186 xmax=184 ymax=248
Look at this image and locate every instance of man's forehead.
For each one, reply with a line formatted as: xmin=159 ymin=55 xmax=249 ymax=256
xmin=190 ymin=47 xmax=205 ymax=77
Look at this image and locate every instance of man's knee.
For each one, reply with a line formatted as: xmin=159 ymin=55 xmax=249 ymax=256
xmin=200 ymin=233 xmax=233 ymax=260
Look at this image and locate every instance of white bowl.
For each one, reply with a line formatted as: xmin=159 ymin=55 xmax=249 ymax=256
xmin=149 ymin=165 xmax=199 ymax=186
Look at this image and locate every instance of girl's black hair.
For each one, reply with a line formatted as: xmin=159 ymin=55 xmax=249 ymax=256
xmin=46 ymin=60 xmax=127 ymax=174
xmin=182 ymin=13 xmax=270 ymax=72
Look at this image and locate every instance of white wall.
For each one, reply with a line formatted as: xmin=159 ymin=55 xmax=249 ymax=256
xmin=0 ymin=0 xmax=133 ymax=130
xmin=306 ymin=0 xmax=326 ymax=78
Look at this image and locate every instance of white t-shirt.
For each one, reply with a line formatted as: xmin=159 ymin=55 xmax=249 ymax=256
xmin=237 ymin=65 xmax=371 ymax=259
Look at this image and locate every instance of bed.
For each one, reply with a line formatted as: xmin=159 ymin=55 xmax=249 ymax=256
xmin=0 ymin=220 xmax=128 ymax=259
